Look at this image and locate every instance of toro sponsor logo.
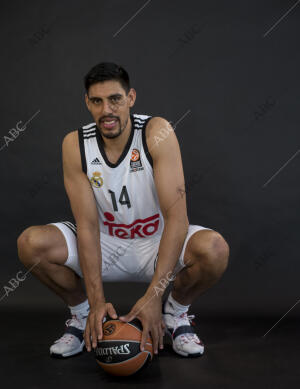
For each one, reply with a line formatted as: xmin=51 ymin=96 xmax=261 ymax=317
xmin=103 ymin=212 xmax=160 ymax=239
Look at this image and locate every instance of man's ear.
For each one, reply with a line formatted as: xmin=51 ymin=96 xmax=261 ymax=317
xmin=128 ymin=88 xmax=136 ymax=108
xmin=85 ymin=93 xmax=90 ymax=111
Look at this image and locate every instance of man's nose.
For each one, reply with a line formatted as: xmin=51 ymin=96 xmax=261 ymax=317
xmin=102 ymin=99 xmax=114 ymax=114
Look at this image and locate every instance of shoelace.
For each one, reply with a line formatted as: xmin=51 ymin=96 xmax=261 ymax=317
xmin=65 ymin=314 xmax=84 ymax=329
xmin=172 ymin=312 xmax=201 ymax=345
xmin=54 ymin=315 xmax=85 ymax=345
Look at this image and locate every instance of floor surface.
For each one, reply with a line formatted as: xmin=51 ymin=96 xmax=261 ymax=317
xmin=2 ymin=307 xmax=300 ymax=389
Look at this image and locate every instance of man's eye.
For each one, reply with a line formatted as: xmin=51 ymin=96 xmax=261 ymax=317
xmin=111 ymin=96 xmax=121 ymax=103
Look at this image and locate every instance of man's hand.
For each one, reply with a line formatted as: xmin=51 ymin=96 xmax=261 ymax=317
xmin=84 ymin=301 xmax=118 ymax=352
xmin=119 ymin=294 xmax=165 ymax=354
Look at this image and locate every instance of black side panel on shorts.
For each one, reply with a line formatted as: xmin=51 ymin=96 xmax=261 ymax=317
xmin=77 ymin=129 xmax=87 ymax=174
xmin=141 ymin=117 xmax=154 ymax=168
xmin=61 ymin=221 xmax=77 ymax=236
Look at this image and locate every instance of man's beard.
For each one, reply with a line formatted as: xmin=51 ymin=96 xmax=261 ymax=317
xmin=97 ymin=116 xmax=129 ymax=139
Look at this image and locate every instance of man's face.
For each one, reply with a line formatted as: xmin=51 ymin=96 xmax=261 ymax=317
xmin=85 ymin=80 xmax=136 ymax=139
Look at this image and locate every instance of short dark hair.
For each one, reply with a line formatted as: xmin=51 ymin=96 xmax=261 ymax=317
xmin=84 ymin=62 xmax=130 ymax=94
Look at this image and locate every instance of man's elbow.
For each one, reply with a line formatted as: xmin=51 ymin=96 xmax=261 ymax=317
xmin=164 ymin=212 xmax=189 ymax=232
xmin=76 ymin=220 xmax=100 ymax=237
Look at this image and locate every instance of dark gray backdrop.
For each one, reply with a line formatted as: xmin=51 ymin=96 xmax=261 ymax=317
xmin=0 ymin=0 xmax=299 ymax=317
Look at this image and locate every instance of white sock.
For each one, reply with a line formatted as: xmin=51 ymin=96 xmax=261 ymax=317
xmin=164 ymin=291 xmax=190 ymax=316
xmin=68 ymin=299 xmax=90 ymax=319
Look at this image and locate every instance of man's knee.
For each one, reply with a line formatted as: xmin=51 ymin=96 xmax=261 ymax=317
xmin=188 ymin=230 xmax=230 ymax=274
xmin=17 ymin=226 xmax=50 ymax=265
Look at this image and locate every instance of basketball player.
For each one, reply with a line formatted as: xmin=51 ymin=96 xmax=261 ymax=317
xmin=17 ymin=62 xmax=229 ymax=359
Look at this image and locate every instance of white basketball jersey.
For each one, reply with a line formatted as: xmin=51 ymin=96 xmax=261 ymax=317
xmin=77 ymin=113 xmax=164 ymax=240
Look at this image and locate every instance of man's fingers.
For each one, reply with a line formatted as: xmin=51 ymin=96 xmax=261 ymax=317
xmin=159 ymin=325 xmax=164 ymax=349
xmin=140 ymin=326 xmax=149 ymax=352
xmin=84 ymin=323 xmax=91 ymax=352
xmin=160 ymin=319 xmax=165 ymax=349
xmin=96 ymin=315 xmax=104 ymax=341
xmin=119 ymin=311 xmax=136 ymax=322
xmin=107 ymin=303 xmax=118 ymax=319
xmin=151 ymin=326 xmax=159 ymax=354
xmin=91 ymin=318 xmax=98 ymax=349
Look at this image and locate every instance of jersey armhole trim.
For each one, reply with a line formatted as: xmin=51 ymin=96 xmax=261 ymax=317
xmin=142 ymin=117 xmax=154 ymax=168
xmin=77 ymin=128 xmax=87 ymax=174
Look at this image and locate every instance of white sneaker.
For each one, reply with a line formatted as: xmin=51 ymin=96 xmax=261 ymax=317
xmin=163 ymin=309 xmax=204 ymax=357
xmin=50 ymin=314 xmax=86 ymax=358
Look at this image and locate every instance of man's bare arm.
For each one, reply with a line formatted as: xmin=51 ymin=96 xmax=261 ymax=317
xmin=118 ymin=117 xmax=189 ymax=353
xmin=62 ymin=131 xmax=105 ymax=306
xmin=145 ymin=117 xmax=189 ymax=296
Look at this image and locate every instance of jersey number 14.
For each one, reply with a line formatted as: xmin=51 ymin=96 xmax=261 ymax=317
xmin=108 ymin=186 xmax=131 ymax=212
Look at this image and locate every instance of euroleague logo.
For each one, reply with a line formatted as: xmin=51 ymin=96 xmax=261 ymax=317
xmin=130 ymin=149 xmax=140 ymax=162
xmin=130 ymin=148 xmax=144 ymax=172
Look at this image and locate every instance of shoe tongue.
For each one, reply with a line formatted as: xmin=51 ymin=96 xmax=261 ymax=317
xmin=176 ymin=313 xmax=189 ymax=327
xmin=69 ymin=315 xmax=82 ymax=327
xmin=177 ymin=312 xmax=188 ymax=321
xmin=71 ymin=313 xmax=87 ymax=322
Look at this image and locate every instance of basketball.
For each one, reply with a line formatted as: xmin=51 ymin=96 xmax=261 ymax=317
xmin=94 ymin=318 xmax=153 ymax=376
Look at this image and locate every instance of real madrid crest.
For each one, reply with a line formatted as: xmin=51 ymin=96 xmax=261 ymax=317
xmin=90 ymin=171 xmax=104 ymax=188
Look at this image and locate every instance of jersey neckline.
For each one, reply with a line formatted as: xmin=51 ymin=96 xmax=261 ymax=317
xmin=95 ymin=113 xmax=135 ymax=168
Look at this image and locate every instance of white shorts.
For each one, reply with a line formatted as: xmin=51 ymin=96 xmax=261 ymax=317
xmin=47 ymin=221 xmax=213 ymax=282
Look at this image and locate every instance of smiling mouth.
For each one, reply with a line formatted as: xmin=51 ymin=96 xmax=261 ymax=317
xmin=101 ymin=118 xmax=118 ymax=129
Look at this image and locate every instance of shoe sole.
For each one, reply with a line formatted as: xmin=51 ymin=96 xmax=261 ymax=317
xmin=50 ymin=341 xmax=85 ymax=358
xmin=165 ymin=329 xmax=204 ymax=357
